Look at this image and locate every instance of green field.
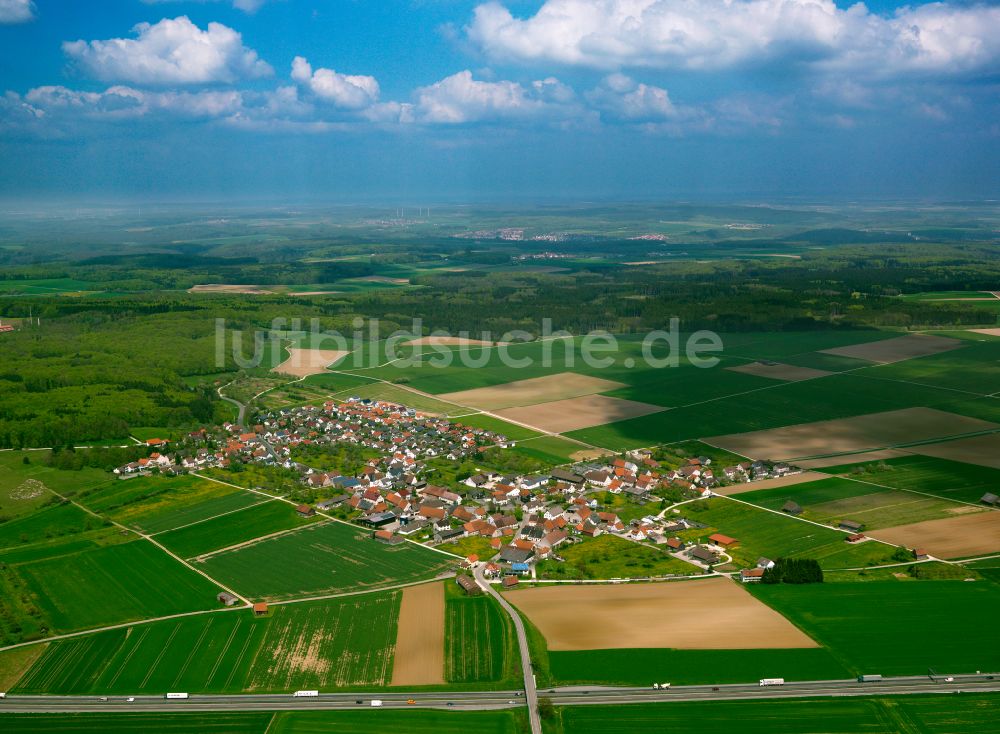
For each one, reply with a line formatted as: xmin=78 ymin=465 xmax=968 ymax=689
xmin=736 ymin=476 xmax=976 ymax=530
xmin=535 ymin=535 xmax=699 ymax=580
xmin=11 ymin=592 xmax=400 ymax=694
xmin=751 ymin=579 xmax=1000 ymax=675
xmin=196 ymin=521 xmax=455 ymax=601
xmin=855 ymin=338 xmax=1000 ymax=395
xmin=0 ymin=454 xmax=116 ymax=518
xmin=0 ymin=501 xmax=103 ymax=549
xmin=506 ymin=435 xmax=592 ymax=465
xmin=547 ymin=647 xmax=849 ymax=687
xmin=680 ymin=497 xmax=899 ymax=569
xmin=12 ymin=540 xmax=221 ymax=633
xmin=821 ymin=455 xmax=1000 ymax=505
xmin=547 ymin=694 xmax=1000 ymax=734
xmin=0 ymin=709 xmax=525 ymax=734
xmin=155 ymin=501 xmax=319 ymax=559
xmin=106 ymin=476 xmax=267 ymax=534
xmin=445 ymin=583 xmax=515 ymax=684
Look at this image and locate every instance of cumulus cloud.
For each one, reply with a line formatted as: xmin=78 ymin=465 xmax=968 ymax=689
xmin=585 ymin=73 xmax=681 ymax=121
xmin=291 ymin=56 xmax=380 ymax=109
xmin=62 ymin=16 xmax=273 ymax=85
xmin=0 ymin=0 xmax=33 ymax=24
xmin=412 ymin=70 xmax=572 ymax=123
xmin=467 ymin=0 xmax=1000 ymax=76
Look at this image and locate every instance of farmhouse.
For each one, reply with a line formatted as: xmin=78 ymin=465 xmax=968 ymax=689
xmin=456 ymin=575 xmax=481 ymax=595
xmin=217 ymin=591 xmax=239 ymax=606
xmin=845 ymin=532 xmax=866 ymax=543
xmin=740 ymin=568 xmax=765 ymax=583
xmin=708 ymin=533 xmax=739 ymax=548
xmin=373 ymin=529 xmax=403 ymax=545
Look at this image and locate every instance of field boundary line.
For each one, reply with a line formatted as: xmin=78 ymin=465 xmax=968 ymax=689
xmin=148 ymin=496 xmax=276 ymax=536
xmin=814 ymin=471 xmax=999 ymax=512
xmin=264 ymin=574 xmax=457 ymax=609
xmin=188 ymin=518 xmax=333 ymax=562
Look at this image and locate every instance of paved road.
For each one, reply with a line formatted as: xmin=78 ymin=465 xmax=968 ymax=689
xmin=2 ymin=675 xmax=998 ymax=714
xmin=474 ymin=566 xmax=542 ymax=734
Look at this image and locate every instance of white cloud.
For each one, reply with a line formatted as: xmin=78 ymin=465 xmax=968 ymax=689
xmin=585 ymin=73 xmax=680 ymax=121
xmin=412 ymin=70 xmax=570 ymax=123
xmin=0 ymin=0 xmax=33 ymax=24
xmin=291 ymin=56 xmax=380 ymax=109
xmin=467 ymin=0 xmax=1000 ymax=76
xmin=62 ymin=16 xmax=272 ymax=85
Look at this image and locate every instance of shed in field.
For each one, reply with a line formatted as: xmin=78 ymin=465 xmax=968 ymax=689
xmin=781 ymin=501 xmax=803 ymax=516
xmin=839 ymin=519 xmax=865 ymax=532
xmin=456 ymin=575 xmax=482 ymax=596
xmin=296 ymin=504 xmax=316 ymax=518
xmin=252 ymin=602 xmax=269 ymax=616
xmin=981 ymin=492 xmax=999 ymax=506
xmin=217 ymin=591 xmax=239 ymax=607
xmin=501 ymin=576 xmax=519 ymax=589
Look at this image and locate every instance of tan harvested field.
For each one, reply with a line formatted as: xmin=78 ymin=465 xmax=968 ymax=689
xmin=570 ymin=448 xmax=616 ymax=461
xmin=795 ymin=448 xmax=914 ymax=469
xmin=188 ymin=283 xmax=275 ymax=294
xmin=913 ymin=434 xmax=1000 ymax=469
xmin=272 ymin=348 xmax=351 ymax=377
xmin=355 ymin=275 xmax=410 ymax=284
xmin=441 ymin=372 xmax=627 ymax=411
xmin=404 ymin=336 xmax=501 ymax=347
xmin=818 ymin=333 xmax=962 ymax=364
xmin=706 ymin=408 xmax=998 ymax=462
xmin=495 ymin=394 xmax=665 ymax=433
xmin=867 ymin=511 xmax=1000 ymax=559
xmin=726 ymin=362 xmax=833 ymax=382
xmin=390 ymin=582 xmax=445 ymax=686
xmin=712 ymin=471 xmax=830 ymax=495
xmin=968 ymin=328 xmax=1000 ymax=337
xmin=0 ymin=643 xmax=47 ymax=690
xmin=506 ymin=578 xmax=818 ymax=651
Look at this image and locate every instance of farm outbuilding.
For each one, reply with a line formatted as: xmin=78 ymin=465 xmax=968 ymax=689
xmin=217 ymin=592 xmax=239 ymax=607
xmin=839 ymin=519 xmax=865 ymax=532
xmin=981 ymin=492 xmax=999 ymax=506
xmin=708 ymin=533 xmax=739 ymax=548
xmin=252 ymin=602 xmax=269 ymax=616
xmin=781 ymin=501 xmax=803 ymax=515
xmin=456 ymin=575 xmax=482 ymax=596
xmin=295 ymin=504 xmax=316 ymax=518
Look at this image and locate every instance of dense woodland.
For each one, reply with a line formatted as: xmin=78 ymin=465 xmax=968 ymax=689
xmin=2 ymin=205 xmax=998 ymax=448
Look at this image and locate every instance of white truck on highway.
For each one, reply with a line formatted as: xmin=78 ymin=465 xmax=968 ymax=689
xmin=0 ymin=692 xmax=6 ymax=699
xmin=370 ymin=700 xmax=383 ymax=707
xmin=759 ymin=678 xmax=785 ymax=686
xmin=165 ymin=693 xmax=189 ymax=700
xmin=293 ymin=690 xmax=319 ymax=698
xmin=652 ymin=683 xmax=671 ymax=689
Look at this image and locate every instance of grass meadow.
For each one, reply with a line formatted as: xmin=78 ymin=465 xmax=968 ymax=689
xmin=535 ymin=535 xmax=699 ymax=580
xmin=821 ymin=455 xmax=1000 ymax=505
xmin=751 ymin=579 xmax=1000 ymax=676
xmin=680 ymin=497 xmax=899 ymax=569
xmin=10 ymin=592 xmax=400 ymax=694
xmin=196 ymin=521 xmax=454 ymax=601
xmin=548 ymin=694 xmax=1000 ymax=734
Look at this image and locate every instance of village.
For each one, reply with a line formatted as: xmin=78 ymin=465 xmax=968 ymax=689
xmin=112 ymin=396 xmax=816 ymax=587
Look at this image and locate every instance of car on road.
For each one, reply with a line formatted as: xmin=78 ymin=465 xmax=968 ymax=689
xmin=407 ymin=699 xmax=416 ymax=705
xmin=447 ymin=702 xmax=455 ymax=707
xmin=98 ymin=697 xmax=108 ymax=702
xmin=126 ymin=697 xmax=135 ymax=703
xmin=944 ymin=677 xmax=955 ymax=682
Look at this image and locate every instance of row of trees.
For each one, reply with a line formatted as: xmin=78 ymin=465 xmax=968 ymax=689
xmin=761 ymin=558 xmax=824 ymax=584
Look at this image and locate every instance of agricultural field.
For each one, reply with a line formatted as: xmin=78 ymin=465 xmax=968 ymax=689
xmin=679 ymin=497 xmax=900 ymax=569
xmin=867 ymin=512 xmax=1000 ymax=559
xmin=547 ymin=694 xmax=1000 ymax=734
xmin=439 ymin=372 xmax=626 ymax=410
xmin=438 ymin=535 xmax=497 ymax=561
xmin=0 ymin=501 xmax=104 ymax=550
xmin=155 ymin=501 xmax=321 ymax=559
xmin=914 ymin=433 xmax=1000 ymax=469
xmin=821 ymin=455 xmax=1000 ymax=505
xmin=390 ymin=582 xmax=445 ymax=686
xmin=267 ymin=710 xmax=524 ymax=734
xmin=104 ymin=476 xmax=267 ymax=534
xmin=337 ymin=382 xmax=471 ymax=417
xmin=508 ymin=578 xmax=817 ymax=651
xmin=195 ymin=521 xmax=454 ymax=601
xmin=445 ymin=582 xmax=514 ymax=684
xmin=9 ymin=592 xmax=400 ymax=694
xmin=735 ymin=476 xmax=979 ymax=530
xmin=534 ymin=535 xmax=699 ymax=580
xmin=751 ymin=579 xmax=1000 ymax=675
xmin=853 ymin=338 xmax=1000 ymax=395
xmin=0 ymin=712 xmax=275 ymax=734
xmin=0 ymin=454 xmax=115 ymax=516
xmin=503 ymin=435 xmax=594 ymax=465
xmin=11 ymin=540 xmax=221 ymax=634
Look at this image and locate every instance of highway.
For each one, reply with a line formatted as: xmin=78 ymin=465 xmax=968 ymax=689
xmin=2 ymin=674 xmax=998 ymax=714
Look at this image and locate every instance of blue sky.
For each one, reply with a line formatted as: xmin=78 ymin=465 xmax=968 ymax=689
xmin=1 ymin=0 xmax=998 ymax=201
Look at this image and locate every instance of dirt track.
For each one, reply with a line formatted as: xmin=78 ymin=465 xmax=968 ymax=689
xmin=726 ymin=362 xmax=833 ymax=382
xmin=390 ymin=582 xmax=445 ymax=686
xmin=706 ymin=408 xmax=997 ymax=461
xmin=506 ymin=578 xmax=818 ymax=651
xmin=819 ymin=333 xmax=962 ymax=364
xmin=441 ymin=372 xmax=625 ymax=411
xmin=495 ymin=394 xmax=664 ymax=433
xmin=272 ymin=348 xmax=350 ymax=377
xmin=712 ymin=471 xmax=830 ymax=495
xmin=867 ymin=511 xmax=1000 ymax=559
